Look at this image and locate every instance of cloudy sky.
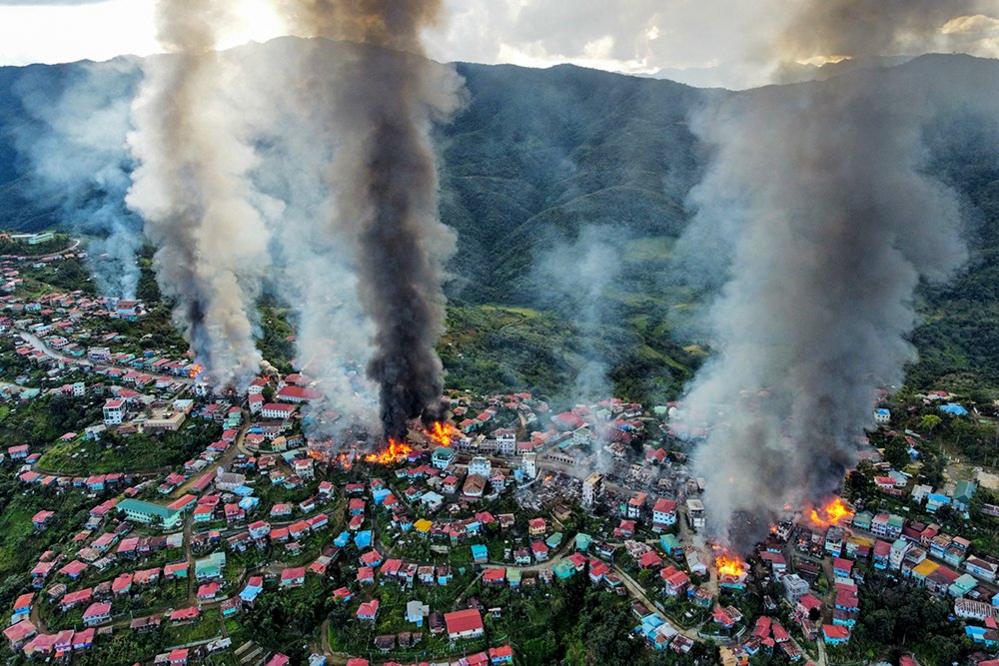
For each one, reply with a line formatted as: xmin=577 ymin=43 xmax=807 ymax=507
xmin=1 ymin=0 xmax=997 ymax=88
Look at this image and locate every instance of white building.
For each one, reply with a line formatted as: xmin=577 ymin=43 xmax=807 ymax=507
xmin=955 ymin=598 xmax=999 ymax=621
xmin=103 ymin=398 xmax=125 ymax=425
xmin=71 ymin=382 xmax=85 ymax=397
xmin=582 ymin=473 xmax=603 ymax=509
xmin=468 ymin=456 xmax=492 ymax=479
xmin=420 ymin=491 xmax=444 ymax=512
xmin=521 ymin=452 xmax=537 ymax=480
xmin=889 ymin=538 xmax=910 ymax=570
xmin=261 ymin=403 xmax=295 ymax=420
xmin=87 ymin=347 xmax=111 ymax=362
xmin=782 ymin=574 xmax=810 ymax=602
xmin=493 ymin=428 xmax=516 ymax=456
xmin=686 ymin=498 xmax=705 ymax=531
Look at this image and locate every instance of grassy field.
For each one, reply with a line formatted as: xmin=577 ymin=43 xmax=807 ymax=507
xmin=36 ymin=420 xmax=221 ymax=474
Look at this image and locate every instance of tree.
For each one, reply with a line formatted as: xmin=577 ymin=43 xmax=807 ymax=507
xmin=918 ymin=414 xmax=941 ymax=432
xmin=884 ymin=438 xmax=910 ymax=469
xmin=845 ymin=467 xmax=873 ymax=500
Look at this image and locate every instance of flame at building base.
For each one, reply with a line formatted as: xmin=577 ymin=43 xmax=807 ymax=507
xmin=713 ymin=545 xmax=748 ymax=579
xmin=428 ymin=421 xmax=461 ymax=447
xmin=364 ymin=438 xmax=412 ymax=465
xmin=807 ymin=496 xmax=853 ymax=528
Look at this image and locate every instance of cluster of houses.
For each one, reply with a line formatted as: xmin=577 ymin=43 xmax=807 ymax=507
xmin=1 ymin=289 xmax=197 ymax=392
xmin=745 ymin=489 xmax=999 ymax=653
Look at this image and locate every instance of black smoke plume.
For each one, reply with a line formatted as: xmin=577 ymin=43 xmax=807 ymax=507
xmin=274 ymin=1 xmax=464 ymax=439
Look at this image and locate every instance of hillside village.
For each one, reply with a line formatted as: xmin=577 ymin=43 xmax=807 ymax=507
xmin=0 ymin=238 xmax=997 ymax=666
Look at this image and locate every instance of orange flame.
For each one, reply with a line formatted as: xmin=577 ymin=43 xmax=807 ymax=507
xmin=364 ymin=438 xmax=413 ymax=465
xmin=189 ymin=363 xmax=204 ymax=379
xmin=808 ymin=497 xmax=852 ymax=528
xmin=429 ymin=421 xmax=461 ymax=447
xmin=714 ymin=549 xmax=747 ymax=578
xmin=334 ymin=452 xmax=354 ymax=470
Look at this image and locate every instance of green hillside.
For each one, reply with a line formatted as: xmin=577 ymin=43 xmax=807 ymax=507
xmin=0 ymin=46 xmax=997 ymax=401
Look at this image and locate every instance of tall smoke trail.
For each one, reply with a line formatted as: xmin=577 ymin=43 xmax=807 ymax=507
xmin=12 ymin=61 xmax=142 ymax=299
xmin=678 ymin=3 xmax=999 ymax=552
xmin=126 ymin=0 xmax=272 ymax=388
xmin=535 ymin=226 xmax=628 ymax=474
xmin=535 ymin=226 xmax=623 ymax=403
xmin=274 ymin=1 xmax=465 ymax=439
xmin=232 ymin=38 xmax=380 ymax=435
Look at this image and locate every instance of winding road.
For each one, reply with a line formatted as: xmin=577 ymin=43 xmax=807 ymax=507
xmin=16 ymin=329 xmax=194 ymax=388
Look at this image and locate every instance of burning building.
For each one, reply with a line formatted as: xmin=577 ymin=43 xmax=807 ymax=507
xmin=271 ymin=0 xmax=465 ymax=445
xmin=675 ymin=2 xmax=998 ymax=553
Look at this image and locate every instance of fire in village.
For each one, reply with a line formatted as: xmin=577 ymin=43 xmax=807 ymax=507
xmin=1 ymin=0 xmax=998 ymax=665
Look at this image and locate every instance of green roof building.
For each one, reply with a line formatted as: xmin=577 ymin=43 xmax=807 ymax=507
xmin=431 ymin=447 xmax=455 ymax=470
xmin=553 ymin=559 xmax=577 ymax=579
xmin=887 ymin=514 xmax=905 ymax=533
xmin=195 ymin=552 xmax=227 ymax=581
xmin=117 ymin=498 xmax=182 ymax=530
xmin=851 ymin=511 xmax=873 ymax=530
xmin=949 ymin=573 xmax=978 ymax=597
xmin=660 ymin=533 xmax=682 ymax=556
xmin=955 ymin=480 xmax=978 ymax=506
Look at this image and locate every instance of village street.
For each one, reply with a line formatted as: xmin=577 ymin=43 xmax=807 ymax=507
xmin=16 ymin=329 xmax=194 ymax=388
xmin=0 ymin=237 xmax=81 ymax=261
xmin=169 ymin=410 xmax=251 ymax=500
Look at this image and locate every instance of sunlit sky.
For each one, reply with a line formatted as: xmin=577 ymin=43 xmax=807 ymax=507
xmin=1 ymin=0 xmax=997 ymax=89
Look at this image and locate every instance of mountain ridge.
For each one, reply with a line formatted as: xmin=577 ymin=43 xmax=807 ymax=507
xmin=0 ymin=41 xmax=997 ymax=401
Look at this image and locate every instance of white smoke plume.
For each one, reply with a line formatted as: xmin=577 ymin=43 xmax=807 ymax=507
xmin=11 ymin=60 xmax=142 ymax=298
xmin=225 ymin=38 xmax=382 ymax=436
xmin=536 ymin=226 xmax=623 ymax=403
xmin=126 ymin=0 xmax=272 ymax=389
xmin=677 ymin=3 xmax=999 ymax=552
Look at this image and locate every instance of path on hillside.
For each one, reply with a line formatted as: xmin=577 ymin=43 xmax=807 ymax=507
xmin=16 ymin=329 xmax=194 ymax=387
xmin=0 ymin=237 xmax=80 ymax=261
xmin=170 ymin=410 xmax=250 ymax=499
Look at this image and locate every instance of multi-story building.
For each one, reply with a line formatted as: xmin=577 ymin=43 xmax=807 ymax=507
xmin=686 ymin=498 xmax=705 ymax=531
xmin=582 ymin=473 xmax=603 ymax=509
xmin=103 ymin=399 xmax=125 ymax=425
xmin=468 ymin=456 xmax=492 ymax=479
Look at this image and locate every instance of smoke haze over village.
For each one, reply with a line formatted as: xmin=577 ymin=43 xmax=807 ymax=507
xmin=0 ymin=5 xmax=997 ymax=662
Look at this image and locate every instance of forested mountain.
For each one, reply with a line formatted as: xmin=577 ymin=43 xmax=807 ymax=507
xmin=0 ymin=43 xmax=997 ymax=402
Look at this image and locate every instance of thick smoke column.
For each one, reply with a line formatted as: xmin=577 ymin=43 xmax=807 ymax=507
xmin=275 ymin=1 xmax=464 ymax=439
xmin=232 ymin=39 xmax=380 ymax=435
xmin=679 ymin=4 xmax=998 ymax=552
xmin=127 ymin=0 xmax=272 ymax=387
xmin=12 ymin=61 xmax=142 ymax=298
